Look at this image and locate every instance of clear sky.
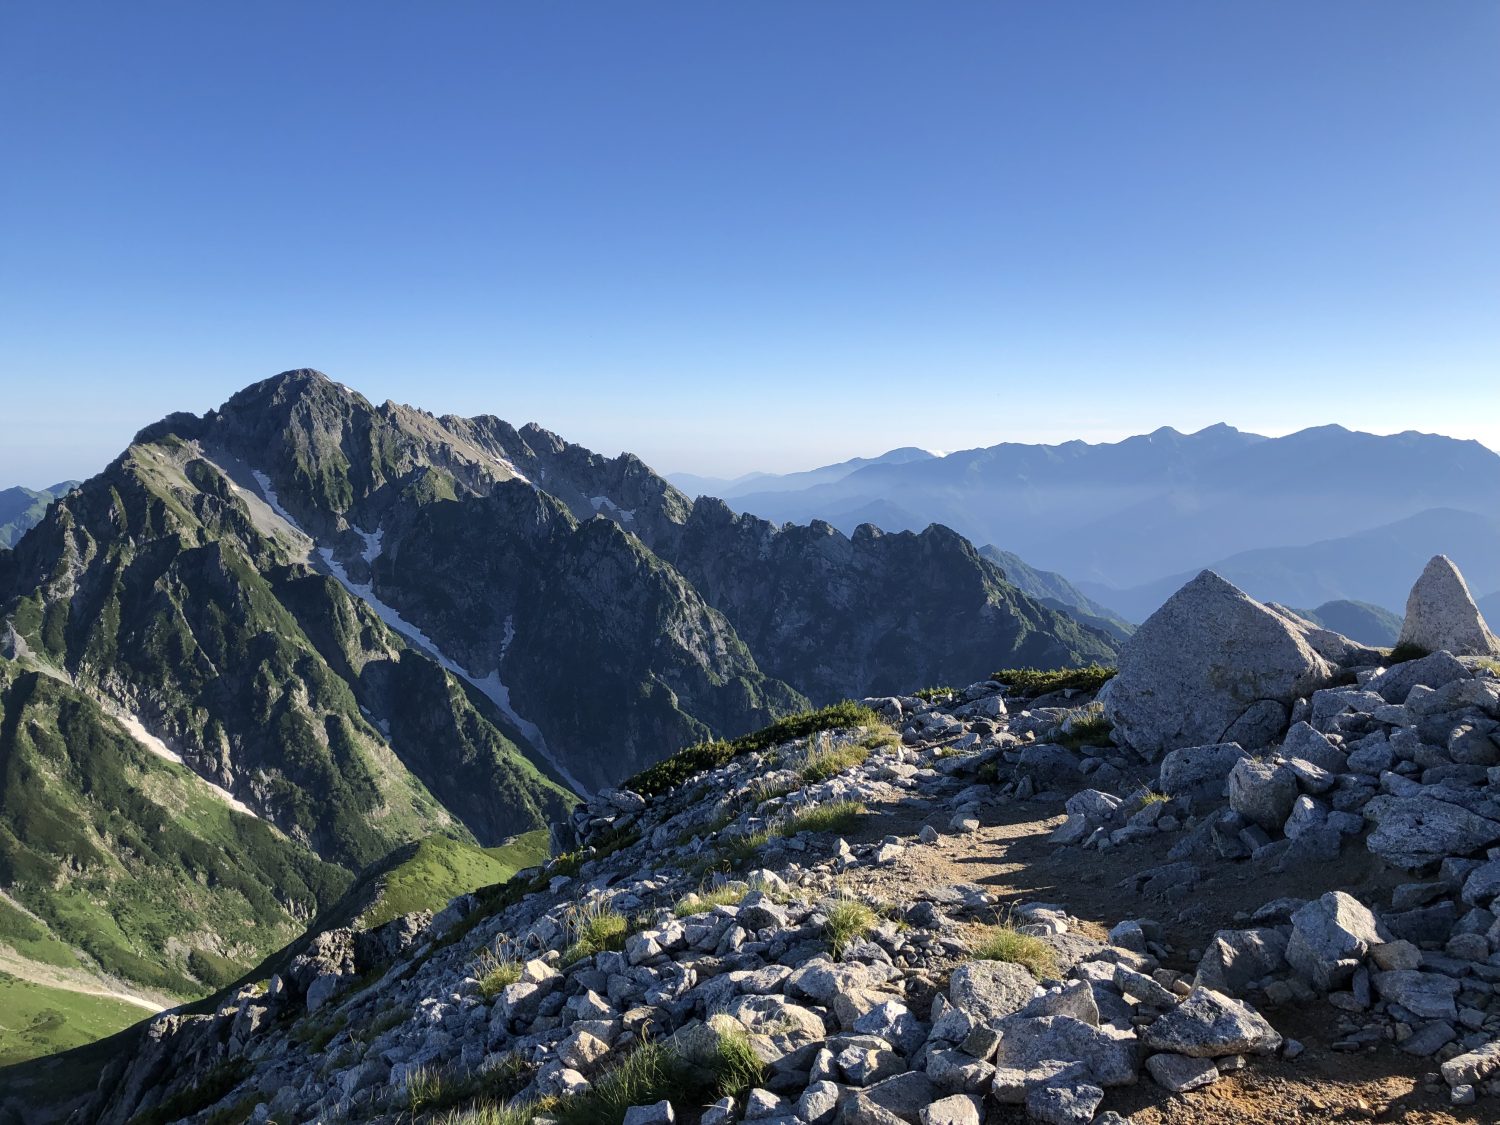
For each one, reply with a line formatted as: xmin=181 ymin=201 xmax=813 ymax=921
xmin=3 ymin=1 xmax=1497 ymax=486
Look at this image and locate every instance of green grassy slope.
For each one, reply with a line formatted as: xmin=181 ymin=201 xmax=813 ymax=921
xmin=0 ymin=973 xmax=146 ymax=1069
xmin=0 ymin=662 xmax=352 ymax=1000
xmin=339 ymin=830 xmax=551 ymax=930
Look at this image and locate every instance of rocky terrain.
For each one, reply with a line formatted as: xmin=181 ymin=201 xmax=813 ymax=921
xmin=0 ymin=370 xmax=1114 ymax=1059
xmin=31 ymin=552 xmax=1500 ymax=1124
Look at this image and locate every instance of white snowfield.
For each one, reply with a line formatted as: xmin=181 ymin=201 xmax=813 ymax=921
xmin=493 ymin=454 xmax=530 ymax=484
xmin=590 ymin=495 xmax=636 ymax=523
xmin=111 ymin=709 xmax=262 ymax=819
xmin=249 ymin=469 xmax=589 ymax=797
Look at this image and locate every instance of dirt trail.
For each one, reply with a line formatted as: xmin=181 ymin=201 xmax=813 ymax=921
xmin=0 ymin=946 xmax=168 ymax=1014
xmin=843 ymin=786 xmax=1477 ymax=1124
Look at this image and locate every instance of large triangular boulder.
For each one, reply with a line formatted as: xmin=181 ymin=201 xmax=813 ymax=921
xmin=1396 ymin=555 xmax=1500 ymax=657
xmin=1101 ymin=571 xmax=1334 ymax=758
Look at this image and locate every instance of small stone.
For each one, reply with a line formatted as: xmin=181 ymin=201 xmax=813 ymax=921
xmin=1145 ymin=1052 xmax=1220 ymax=1092
xmin=622 ymin=1101 xmax=674 ymax=1125
xmin=920 ymin=1093 xmax=983 ymax=1125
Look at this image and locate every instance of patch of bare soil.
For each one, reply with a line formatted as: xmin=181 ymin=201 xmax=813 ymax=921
xmin=845 ymin=788 xmax=1480 ymax=1123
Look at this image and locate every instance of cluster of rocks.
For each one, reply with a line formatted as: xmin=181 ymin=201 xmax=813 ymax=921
xmin=73 ymin=554 xmax=1500 ymax=1124
xmin=78 ymin=686 xmax=1292 ymax=1125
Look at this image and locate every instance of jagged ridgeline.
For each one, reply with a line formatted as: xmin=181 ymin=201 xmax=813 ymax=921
xmin=0 ymin=369 xmax=1114 ymax=1037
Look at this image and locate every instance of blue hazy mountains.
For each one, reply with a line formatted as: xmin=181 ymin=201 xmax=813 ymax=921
xmin=0 ymin=482 xmax=79 ymax=547
xmin=671 ymin=425 xmax=1500 ymax=624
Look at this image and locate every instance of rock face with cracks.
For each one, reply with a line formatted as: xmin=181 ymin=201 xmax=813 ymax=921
xmin=1397 ymin=554 xmax=1500 ymax=658
xmin=1101 ymin=570 xmax=1334 ymax=758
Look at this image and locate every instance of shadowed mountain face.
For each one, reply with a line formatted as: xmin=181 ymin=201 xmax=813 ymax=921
xmin=0 ymin=370 xmax=1114 ymax=1021
xmin=978 ymin=545 xmax=1135 ymax=643
xmin=0 ymin=367 xmax=1112 ymax=884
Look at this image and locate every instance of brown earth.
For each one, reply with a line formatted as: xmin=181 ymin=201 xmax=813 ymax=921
xmin=842 ymin=787 xmax=1481 ymax=1124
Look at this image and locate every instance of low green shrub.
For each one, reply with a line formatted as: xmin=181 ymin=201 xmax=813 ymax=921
xmin=799 ymin=739 xmax=871 ymax=782
xmin=672 ymin=883 xmax=748 ymax=917
xmin=473 ymin=944 xmax=523 ymax=999
xmin=1385 ymin=641 xmax=1430 ymax=665
xmin=783 ymin=799 xmax=866 ymax=837
xmin=991 ymin=664 xmax=1116 ymax=697
xmin=560 ymin=900 xmax=630 ymax=964
xmin=625 ymin=702 xmax=881 ymax=797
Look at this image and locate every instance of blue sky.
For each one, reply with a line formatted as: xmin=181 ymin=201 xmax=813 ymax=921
xmin=3 ymin=1 xmax=1497 ymax=485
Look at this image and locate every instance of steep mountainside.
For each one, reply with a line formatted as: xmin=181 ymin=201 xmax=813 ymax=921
xmin=1 ymin=436 xmax=573 ymax=864
xmin=163 ymin=370 xmax=1112 ymax=760
xmin=0 ymin=483 xmax=78 ymax=548
xmin=0 ymin=661 xmax=350 ymax=1003
xmin=979 ymin=545 xmax=1135 ymax=642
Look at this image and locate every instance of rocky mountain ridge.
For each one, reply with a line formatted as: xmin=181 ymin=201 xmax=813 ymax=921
xmin=0 ymin=370 xmax=1112 ymax=1053
xmin=692 ymin=427 xmax=1500 ymax=620
xmin=41 ymin=554 xmax=1500 ymax=1125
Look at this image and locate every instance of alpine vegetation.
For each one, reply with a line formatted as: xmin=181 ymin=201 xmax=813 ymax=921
xmin=55 ymin=554 xmax=1500 ymax=1123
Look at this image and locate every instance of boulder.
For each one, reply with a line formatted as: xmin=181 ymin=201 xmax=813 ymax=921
xmin=1145 ymin=1052 xmax=1220 ymax=1092
xmin=1143 ymin=987 xmax=1282 ymax=1057
xmin=1266 ymin=603 xmax=1383 ymax=666
xmin=1363 ymin=794 xmax=1500 ymax=871
xmin=1228 ymin=757 xmax=1300 ymax=833
xmin=991 ymin=1015 xmax=1139 ymax=1085
xmin=1280 ymin=722 xmax=1347 ymax=773
xmin=920 ymin=1094 xmax=982 ymax=1125
xmin=1158 ymin=742 xmax=1249 ymax=810
xmin=1285 ymin=892 xmax=1385 ymax=991
xmin=1194 ymin=928 xmax=1289 ymax=995
xmin=1367 ymin=650 xmax=1472 ymax=705
xmin=1371 ymin=970 xmax=1460 ymax=1021
xmin=1102 ymin=571 xmax=1332 ymax=757
xmin=947 ymin=961 xmax=1038 ymax=1026
xmin=1396 ymin=556 xmax=1500 ymax=658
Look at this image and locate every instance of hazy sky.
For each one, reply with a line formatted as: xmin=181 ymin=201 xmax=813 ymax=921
xmin=3 ymin=2 xmax=1497 ymax=486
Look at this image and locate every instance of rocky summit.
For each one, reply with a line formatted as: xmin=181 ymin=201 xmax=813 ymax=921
xmin=35 ymin=555 xmax=1500 ymax=1125
xmin=0 ymin=371 xmax=1117 ymax=1040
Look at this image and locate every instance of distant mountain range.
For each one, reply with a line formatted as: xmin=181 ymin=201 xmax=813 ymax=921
xmin=1078 ymin=508 xmax=1500 ymax=622
xmin=675 ymin=425 xmax=1500 ymax=621
xmin=0 ymin=370 xmax=1112 ymax=1021
xmin=0 ymin=482 xmax=78 ymax=547
xmin=1291 ymin=600 xmax=1403 ymax=648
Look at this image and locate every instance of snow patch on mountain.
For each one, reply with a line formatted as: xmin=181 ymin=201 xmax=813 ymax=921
xmin=111 ymin=709 xmax=262 ymax=818
xmin=359 ymin=528 xmax=384 ymax=565
xmin=250 ymin=469 xmax=299 ymax=528
xmin=244 ymin=462 xmax=585 ymax=794
xmin=590 ymin=495 xmax=635 ymax=522
xmin=493 ymin=455 xmax=530 ymax=484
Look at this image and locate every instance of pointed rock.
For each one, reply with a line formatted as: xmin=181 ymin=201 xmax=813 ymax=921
xmin=1101 ymin=571 xmax=1334 ymax=757
xmin=1396 ymin=556 xmax=1500 ymax=658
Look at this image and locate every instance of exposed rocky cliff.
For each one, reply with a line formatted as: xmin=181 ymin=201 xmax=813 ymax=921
xmin=0 ymin=370 xmax=1112 ymax=1053
xmin=49 ymin=558 xmax=1500 ymax=1125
